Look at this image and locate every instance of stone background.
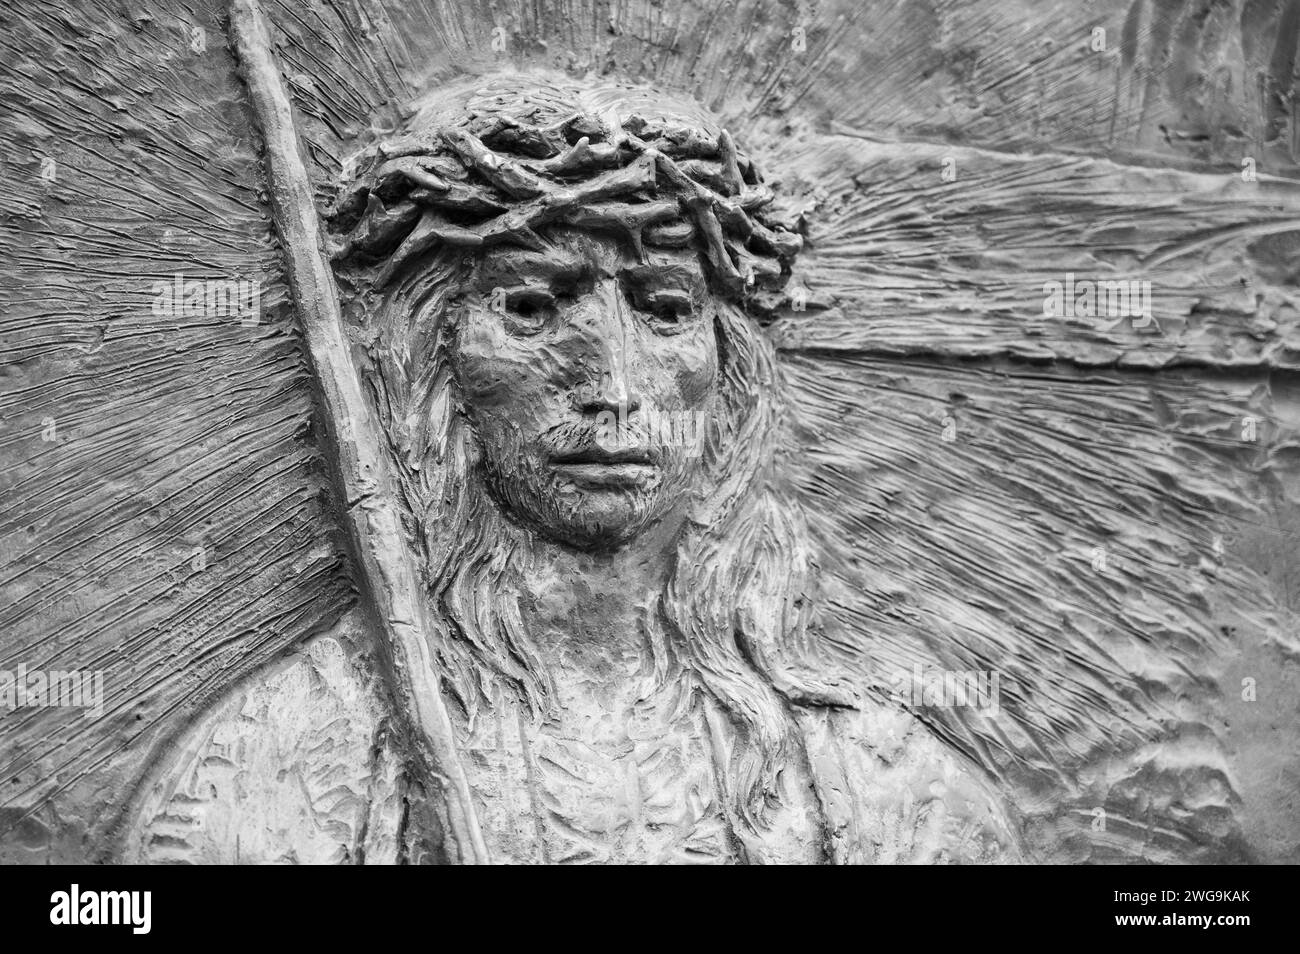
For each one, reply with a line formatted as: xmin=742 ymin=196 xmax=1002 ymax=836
xmin=1 ymin=0 xmax=1297 ymax=862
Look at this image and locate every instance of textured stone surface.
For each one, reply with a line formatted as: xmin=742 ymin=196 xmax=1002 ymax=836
xmin=1 ymin=0 xmax=1298 ymax=863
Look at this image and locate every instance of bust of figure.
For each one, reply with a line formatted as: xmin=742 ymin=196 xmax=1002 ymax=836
xmin=124 ymin=72 xmax=1023 ymax=864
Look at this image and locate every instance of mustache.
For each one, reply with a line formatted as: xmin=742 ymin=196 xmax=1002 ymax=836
xmin=539 ymin=417 xmax=665 ymax=462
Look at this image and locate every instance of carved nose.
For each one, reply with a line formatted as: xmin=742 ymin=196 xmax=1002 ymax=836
xmin=571 ymin=281 xmax=643 ymax=416
xmin=578 ymin=371 xmax=642 ymax=415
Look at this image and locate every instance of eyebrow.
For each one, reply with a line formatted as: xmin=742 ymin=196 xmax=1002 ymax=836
xmin=623 ymin=260 xmax=706 ymax=287
xmin=477 ymin=249 xmax=586 ymax=281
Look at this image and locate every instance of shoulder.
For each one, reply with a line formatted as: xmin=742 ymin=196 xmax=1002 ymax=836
xmin=121 ymin=609 xmax=402 ymax=864
xmin=794 ymin=701 xmax=1025 ymax=864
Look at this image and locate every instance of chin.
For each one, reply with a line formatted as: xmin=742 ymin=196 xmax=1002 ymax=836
xmin=531 ymin=488 xmax=666 ymax=550
xmin=546 ymin=500 xmax=660 ymax=550
xmin=482 ymin=473 xmax=664 ymax=551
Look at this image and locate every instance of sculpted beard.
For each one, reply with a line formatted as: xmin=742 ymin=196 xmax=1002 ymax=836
xmin=469 ymin=410 xmax=703 ymax=550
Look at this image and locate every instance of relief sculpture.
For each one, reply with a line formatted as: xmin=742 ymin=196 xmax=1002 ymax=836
xmin=3 ymin=0 xmax=1299 ymax=866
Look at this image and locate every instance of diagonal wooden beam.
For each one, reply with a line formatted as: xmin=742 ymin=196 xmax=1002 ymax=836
xmin=227 ymin=0 xmax=488 ymax=864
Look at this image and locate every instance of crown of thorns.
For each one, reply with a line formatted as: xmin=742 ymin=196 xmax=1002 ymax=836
xmin=327 ymin=110 xmax=804 ymax=302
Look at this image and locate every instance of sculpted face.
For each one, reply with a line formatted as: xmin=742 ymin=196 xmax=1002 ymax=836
xmin=451 ymin=226 xmax=719 ymax=549
xmin=329 ymin=75 xmax=802 ymax=549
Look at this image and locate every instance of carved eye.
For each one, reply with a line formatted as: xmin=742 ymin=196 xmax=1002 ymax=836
xmin=501 ymin=288 xmax=555 ymax=334
xmin=620 ymin=268 xmax=701 ymax=333
xmin=640 ymin=289 xmax=695 ymax=331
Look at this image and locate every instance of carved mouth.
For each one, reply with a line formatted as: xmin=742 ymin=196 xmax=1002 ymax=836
xmin=550 ymin=446 xmax=658 ymax=486
xmin=551 ymin=446 xmax=655 ymax=465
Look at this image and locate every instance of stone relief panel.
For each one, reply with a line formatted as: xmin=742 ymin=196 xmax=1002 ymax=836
xmin=2 ymin=0 xmax=1299 ymax=864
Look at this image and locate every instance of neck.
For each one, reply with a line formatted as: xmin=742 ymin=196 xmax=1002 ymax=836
xmin=513 ymin=509 xmax=687 ymax=673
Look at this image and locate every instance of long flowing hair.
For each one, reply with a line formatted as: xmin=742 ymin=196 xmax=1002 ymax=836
xmin=338 ymin=244 xmax=845 ymax=844
xmin=328 ymin=72 xmax=853 ymax=848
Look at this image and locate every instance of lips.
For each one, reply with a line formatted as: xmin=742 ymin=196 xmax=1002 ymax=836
xmin=551 ymin=446 xmax=655 ymax=466
xmin=550 ymin=445 xmax=658 ymax=486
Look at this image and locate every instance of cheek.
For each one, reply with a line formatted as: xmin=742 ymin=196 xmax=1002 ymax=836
xmin=451 ymin=310 xmax=571 ymax=460
xmin=644 ymin=324 xmax=718 ymax=410
xmin=454 ymin=306 xmax=554 ymax=417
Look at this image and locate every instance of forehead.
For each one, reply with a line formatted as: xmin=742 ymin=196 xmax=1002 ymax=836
xmin=476 ymin=227 xmax=705 ymax=278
